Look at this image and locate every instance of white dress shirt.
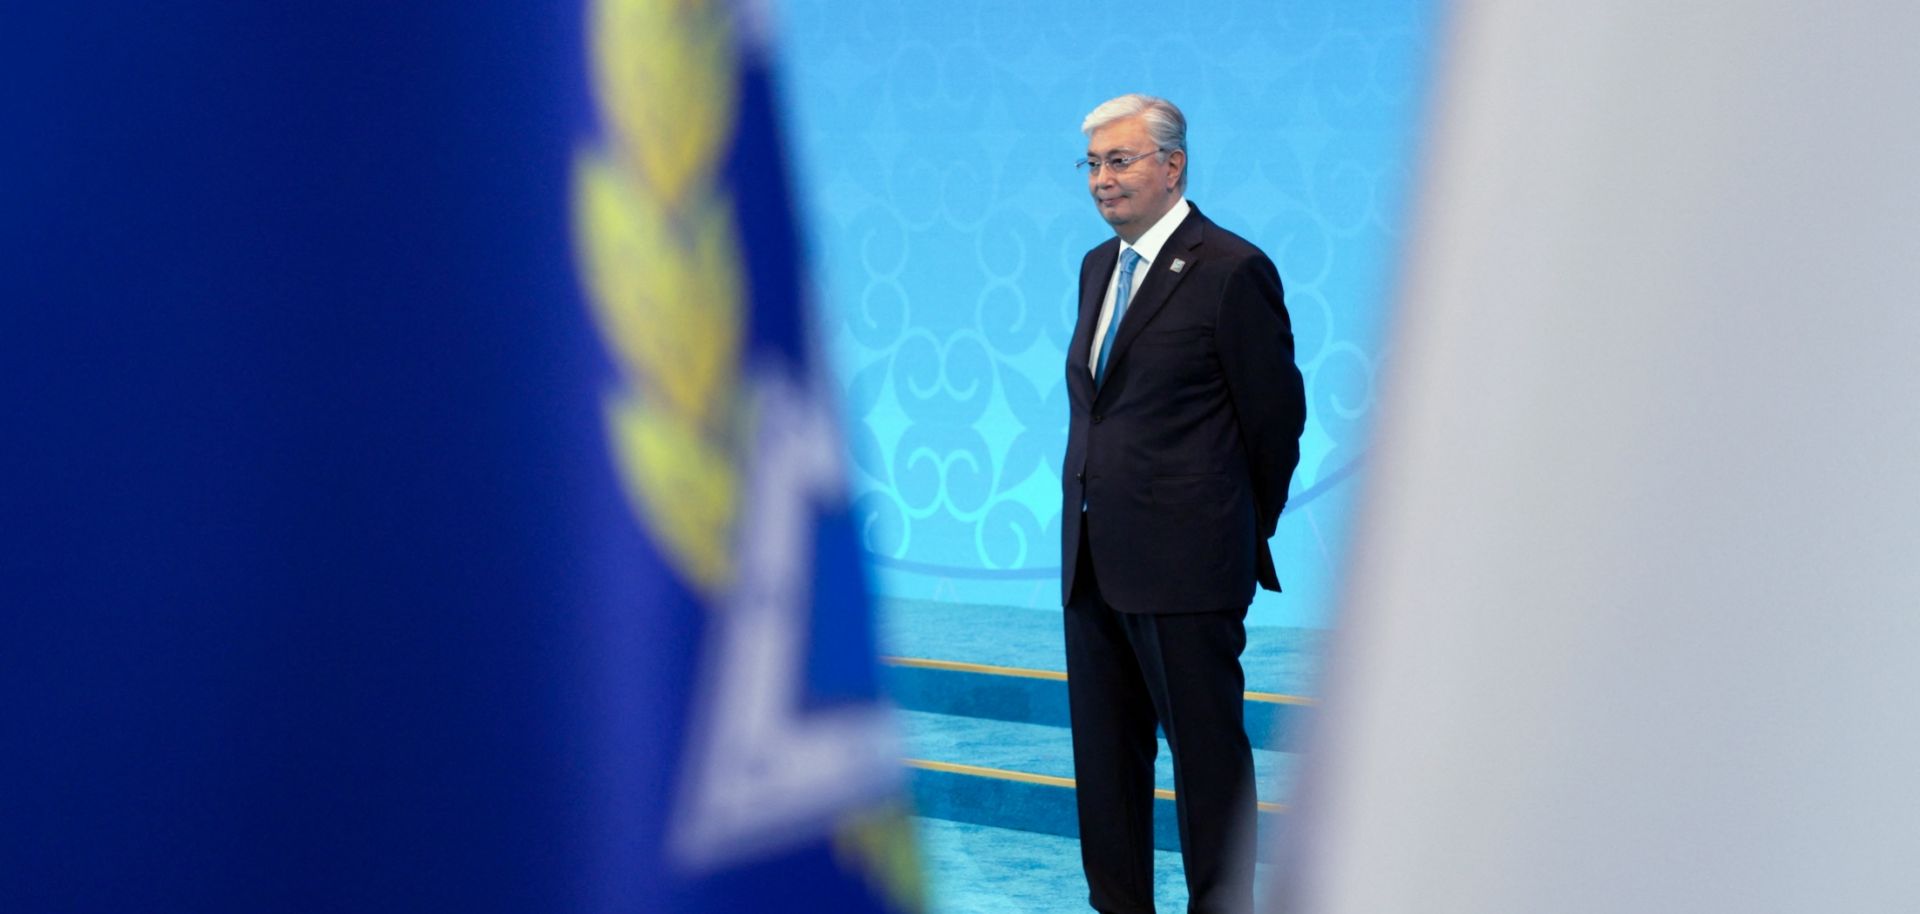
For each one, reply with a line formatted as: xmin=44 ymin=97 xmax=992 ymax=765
xmin=1088 ymin=196 xmax=1190 ymax=376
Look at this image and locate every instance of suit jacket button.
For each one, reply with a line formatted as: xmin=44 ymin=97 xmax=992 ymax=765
xmin=1075 ymin=472 xmax=1084 ymax=482
xmin=1092 ymin=414 xmax=1104 ymax=424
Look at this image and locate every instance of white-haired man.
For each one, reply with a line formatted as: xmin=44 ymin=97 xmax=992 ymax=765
xmin=1059 ymin=93 xmax=1306 ymax=914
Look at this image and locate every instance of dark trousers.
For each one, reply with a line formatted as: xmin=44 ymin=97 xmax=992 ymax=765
xmin=1064 ymin=525 xmax=1257 ymax=914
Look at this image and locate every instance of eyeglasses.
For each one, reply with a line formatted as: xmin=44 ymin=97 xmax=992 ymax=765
xmin=1076 ymin=148 xmax=1168 ymax=176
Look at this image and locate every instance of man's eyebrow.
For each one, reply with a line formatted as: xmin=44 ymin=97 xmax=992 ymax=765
xmin=1086 ymin=147 xmax=1140 ymax=158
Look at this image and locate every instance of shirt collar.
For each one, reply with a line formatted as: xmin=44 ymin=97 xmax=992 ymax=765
xmin=1121 ymin=196 xmax=1190 ymax=267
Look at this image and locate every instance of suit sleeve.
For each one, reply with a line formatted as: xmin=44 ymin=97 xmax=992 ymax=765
xmin=1215 ymin=253 xmax=1307 ymax=540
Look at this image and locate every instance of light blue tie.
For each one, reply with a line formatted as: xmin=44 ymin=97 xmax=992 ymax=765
xmin=1095 ymin=248 xmax=1142 ymax=385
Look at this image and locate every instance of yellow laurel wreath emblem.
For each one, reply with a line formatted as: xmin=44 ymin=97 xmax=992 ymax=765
xmin=574 ymin=0 xmax=742 ymax=594
xmin=834 ymin=802 xmax=930 ymax=912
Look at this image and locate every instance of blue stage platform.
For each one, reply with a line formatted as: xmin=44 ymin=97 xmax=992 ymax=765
xmin=878 ymin=598 xmax=1321 ymax=904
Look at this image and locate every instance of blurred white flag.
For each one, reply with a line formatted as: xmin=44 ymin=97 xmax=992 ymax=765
xmin=1270 ymin=3 xmax=1920 ymax=913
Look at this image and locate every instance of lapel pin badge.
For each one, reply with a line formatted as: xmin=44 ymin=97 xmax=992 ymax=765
xmin=1170 ymin=258 xmax=1186 ymax=273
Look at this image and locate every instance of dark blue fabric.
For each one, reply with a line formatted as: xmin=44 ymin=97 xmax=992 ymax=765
xmin=0 ymin=4 xmax=903 ymax=912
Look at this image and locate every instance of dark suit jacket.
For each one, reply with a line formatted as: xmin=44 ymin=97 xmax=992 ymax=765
xmin=1061 ymin=204 xmax=1306 ymax=614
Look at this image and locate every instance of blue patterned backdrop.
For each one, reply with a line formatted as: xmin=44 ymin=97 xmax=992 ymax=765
xmin=775 ymin=1 xmax=1439 ymax=627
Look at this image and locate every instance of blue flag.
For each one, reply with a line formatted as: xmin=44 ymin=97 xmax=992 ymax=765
xmin=0 ymin=0 xmax=919 ymax=911
xmin=570 ymin=0 xmax=921 ymax=910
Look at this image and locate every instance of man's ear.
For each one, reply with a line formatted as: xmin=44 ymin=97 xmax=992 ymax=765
xmin=1166 ymin=149 xmax=1186 ymax=190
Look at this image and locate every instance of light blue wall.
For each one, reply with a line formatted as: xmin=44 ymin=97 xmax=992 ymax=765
xmin=777 ymin=1 xmax=1440 ymax=628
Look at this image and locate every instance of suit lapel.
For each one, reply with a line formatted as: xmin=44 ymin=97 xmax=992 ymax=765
xmin=1099 ymin=208 xmax=1207 ymax=389
xmin=1069 ymin=239 xmax=1118 ymax=402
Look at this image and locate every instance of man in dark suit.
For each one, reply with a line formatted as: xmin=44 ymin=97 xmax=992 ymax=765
xmin=1061 ymin=94 xmax=1307 ymax=914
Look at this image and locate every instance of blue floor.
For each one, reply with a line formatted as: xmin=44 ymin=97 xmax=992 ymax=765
xmin=916 ymin=817 xmax=1273 ymax=914
xmin=883 ymin=598 xmax=1313 ymax=912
